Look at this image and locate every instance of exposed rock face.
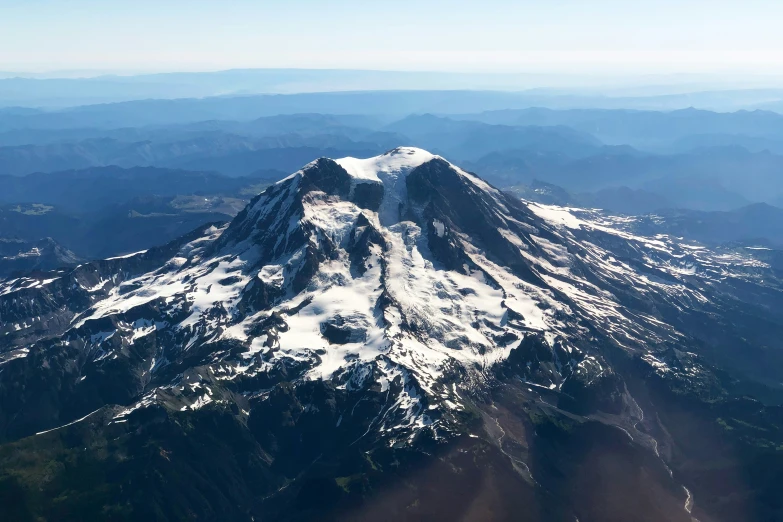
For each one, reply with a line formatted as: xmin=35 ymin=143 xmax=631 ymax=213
xmin=0 ymin=148 xmax=782 ymax=522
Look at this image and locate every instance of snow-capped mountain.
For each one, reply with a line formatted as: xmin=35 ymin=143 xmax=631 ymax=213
xmin=1 ymin=148 xmax=782 ymax=522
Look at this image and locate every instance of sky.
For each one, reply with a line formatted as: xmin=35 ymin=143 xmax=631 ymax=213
xmin=2 ymin=0 xmax=783 ymax=75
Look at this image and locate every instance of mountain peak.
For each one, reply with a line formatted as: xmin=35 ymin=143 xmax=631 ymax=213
xmin=4 ymin=148 xmax=783 ymax=521
xmin=335 ymin=146 xmax=438 ymax=184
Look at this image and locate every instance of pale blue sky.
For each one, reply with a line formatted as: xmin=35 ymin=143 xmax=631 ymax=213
xmin=1 ymin=0 xmax=782 ymax=74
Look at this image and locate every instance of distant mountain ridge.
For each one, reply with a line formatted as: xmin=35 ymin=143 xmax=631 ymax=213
xmin=455 ymin=106 xmax=783 ymax=149
xmin=0 ymin=166 xmax=272 ymax=261
xmin=469 ymin=145 xmax=783 ymax=211
xmin=0 ymin=136 xmax=389 ymax=177
xmin=385 ymin=113 xmax=606 ymax=160
xmin=0 ymin=237 xmax=80 ymax=277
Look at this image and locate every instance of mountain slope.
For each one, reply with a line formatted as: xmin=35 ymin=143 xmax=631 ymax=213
xmin=0 ymin=237 xmax=80 ymax=277
xmin=1 ymin=148 xmax=782 ymax=521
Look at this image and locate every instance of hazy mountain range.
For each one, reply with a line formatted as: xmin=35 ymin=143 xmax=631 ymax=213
xmin=5 ymin=69 xmax=783 ymax=110
xmin=4 ymin=108 xmax=783 ymax=213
